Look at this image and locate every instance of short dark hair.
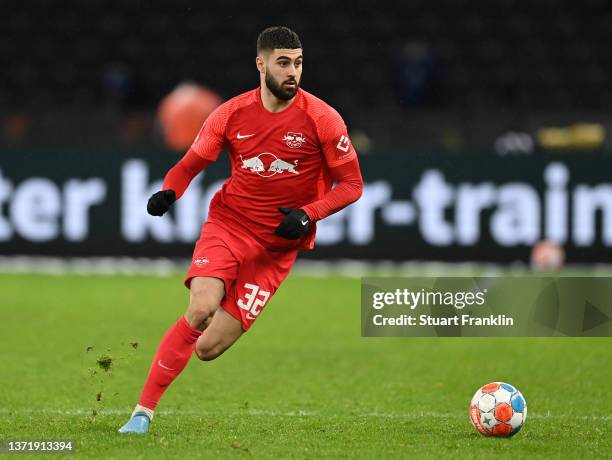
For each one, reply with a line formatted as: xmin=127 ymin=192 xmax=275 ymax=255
xmin=257 ymin=26 xmax=302 ymax=54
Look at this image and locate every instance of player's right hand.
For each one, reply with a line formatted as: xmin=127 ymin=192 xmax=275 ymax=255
xmin=147 ymin=190 xmax=176 ymax=216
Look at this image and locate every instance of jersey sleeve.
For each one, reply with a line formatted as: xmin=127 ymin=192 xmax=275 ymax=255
xmin=189 ymin=102 xmax=230 ymax=161
xmin=302 ymin=157 xmax=363 ymax=221
xmin=315 ymin=106 xmax=357 ymax=168
xmin=162 ymin=148 xmax=212 ymax=199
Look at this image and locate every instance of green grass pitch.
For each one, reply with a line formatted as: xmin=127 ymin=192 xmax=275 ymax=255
xmin=0 ymin=273 xmax=610 ymax=459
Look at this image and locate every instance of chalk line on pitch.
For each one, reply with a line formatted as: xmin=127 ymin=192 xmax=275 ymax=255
xmin=0 ymin=407 xmax=609 ymax=421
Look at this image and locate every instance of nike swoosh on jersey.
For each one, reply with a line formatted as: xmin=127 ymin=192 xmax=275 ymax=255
xmin=237 ymin=132 xmax=256 ymax=139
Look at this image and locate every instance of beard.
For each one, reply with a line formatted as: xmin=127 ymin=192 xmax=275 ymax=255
xmin=265 ymin=72 xmax=300 ymax=101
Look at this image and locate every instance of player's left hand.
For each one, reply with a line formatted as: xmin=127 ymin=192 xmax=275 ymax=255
xmin=275 ymin=208 xmax=310 ymax=240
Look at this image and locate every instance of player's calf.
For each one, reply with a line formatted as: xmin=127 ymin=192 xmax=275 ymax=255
xmin=195 ymin=343 xmax=225 ymax=361
xmin=195 ymin=307 xmax=244 ymax=361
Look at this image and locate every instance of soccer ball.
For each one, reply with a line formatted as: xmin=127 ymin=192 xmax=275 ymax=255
xmin=469 ymin=382 xmax=527 ymax=437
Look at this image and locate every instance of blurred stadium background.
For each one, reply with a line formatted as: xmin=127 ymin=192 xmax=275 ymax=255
xmin=2 ymin=0 xmax=612 ymax=269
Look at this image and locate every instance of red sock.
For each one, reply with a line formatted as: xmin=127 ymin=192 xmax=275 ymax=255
xmin=138 ymin=316 xmax=202 ymax=410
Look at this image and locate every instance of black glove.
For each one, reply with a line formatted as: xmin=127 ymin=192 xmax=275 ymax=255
xmin=147 ymin=190 xmax=176 ymax=216
xmin=275 ymin=207 xmax=311 ymax=240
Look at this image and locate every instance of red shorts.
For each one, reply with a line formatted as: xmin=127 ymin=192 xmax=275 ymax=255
xmin=185 ymin=220 xmax=298 ymax=331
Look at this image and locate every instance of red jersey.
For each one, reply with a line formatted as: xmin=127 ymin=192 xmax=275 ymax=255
xmin=190 ymin=88 xmax=357 ymax=251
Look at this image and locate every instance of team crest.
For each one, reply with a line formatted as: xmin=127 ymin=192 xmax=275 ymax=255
xmin=193 ymin=257 xmax=209 ymax=266
xmin=282 ymin=132 xmax=306 ymax=149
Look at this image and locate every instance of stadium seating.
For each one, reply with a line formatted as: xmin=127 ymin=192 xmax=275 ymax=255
xmin=3 ymin=0 xmax=611 ymax=109
xmin=2 ymin=0 xmax=611 ymax=147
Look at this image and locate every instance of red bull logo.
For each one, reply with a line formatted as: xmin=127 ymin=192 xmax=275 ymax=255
xmin=193 ymin=257 xmax=209 ymax=266
xmin=240 ymin=153 xmax=300 ymax=177
xmin=282 ymin=132 xmax=306 ymax=149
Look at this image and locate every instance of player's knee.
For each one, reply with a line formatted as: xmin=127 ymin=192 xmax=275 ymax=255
xmin=195 ymin=342 xmax=225 ymax=361
xmin=186 ymin=291 xmax=219 ymax=327
xmin=185 ymin=304 xmax=216 ymax=329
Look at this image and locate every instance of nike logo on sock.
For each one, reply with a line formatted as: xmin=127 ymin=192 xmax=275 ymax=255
xmin=158 ymin=360 xmax=175 ymax=371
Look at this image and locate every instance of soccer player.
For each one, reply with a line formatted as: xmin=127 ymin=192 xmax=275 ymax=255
xmin=118 ymin=26 xmax=363 ymax=433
